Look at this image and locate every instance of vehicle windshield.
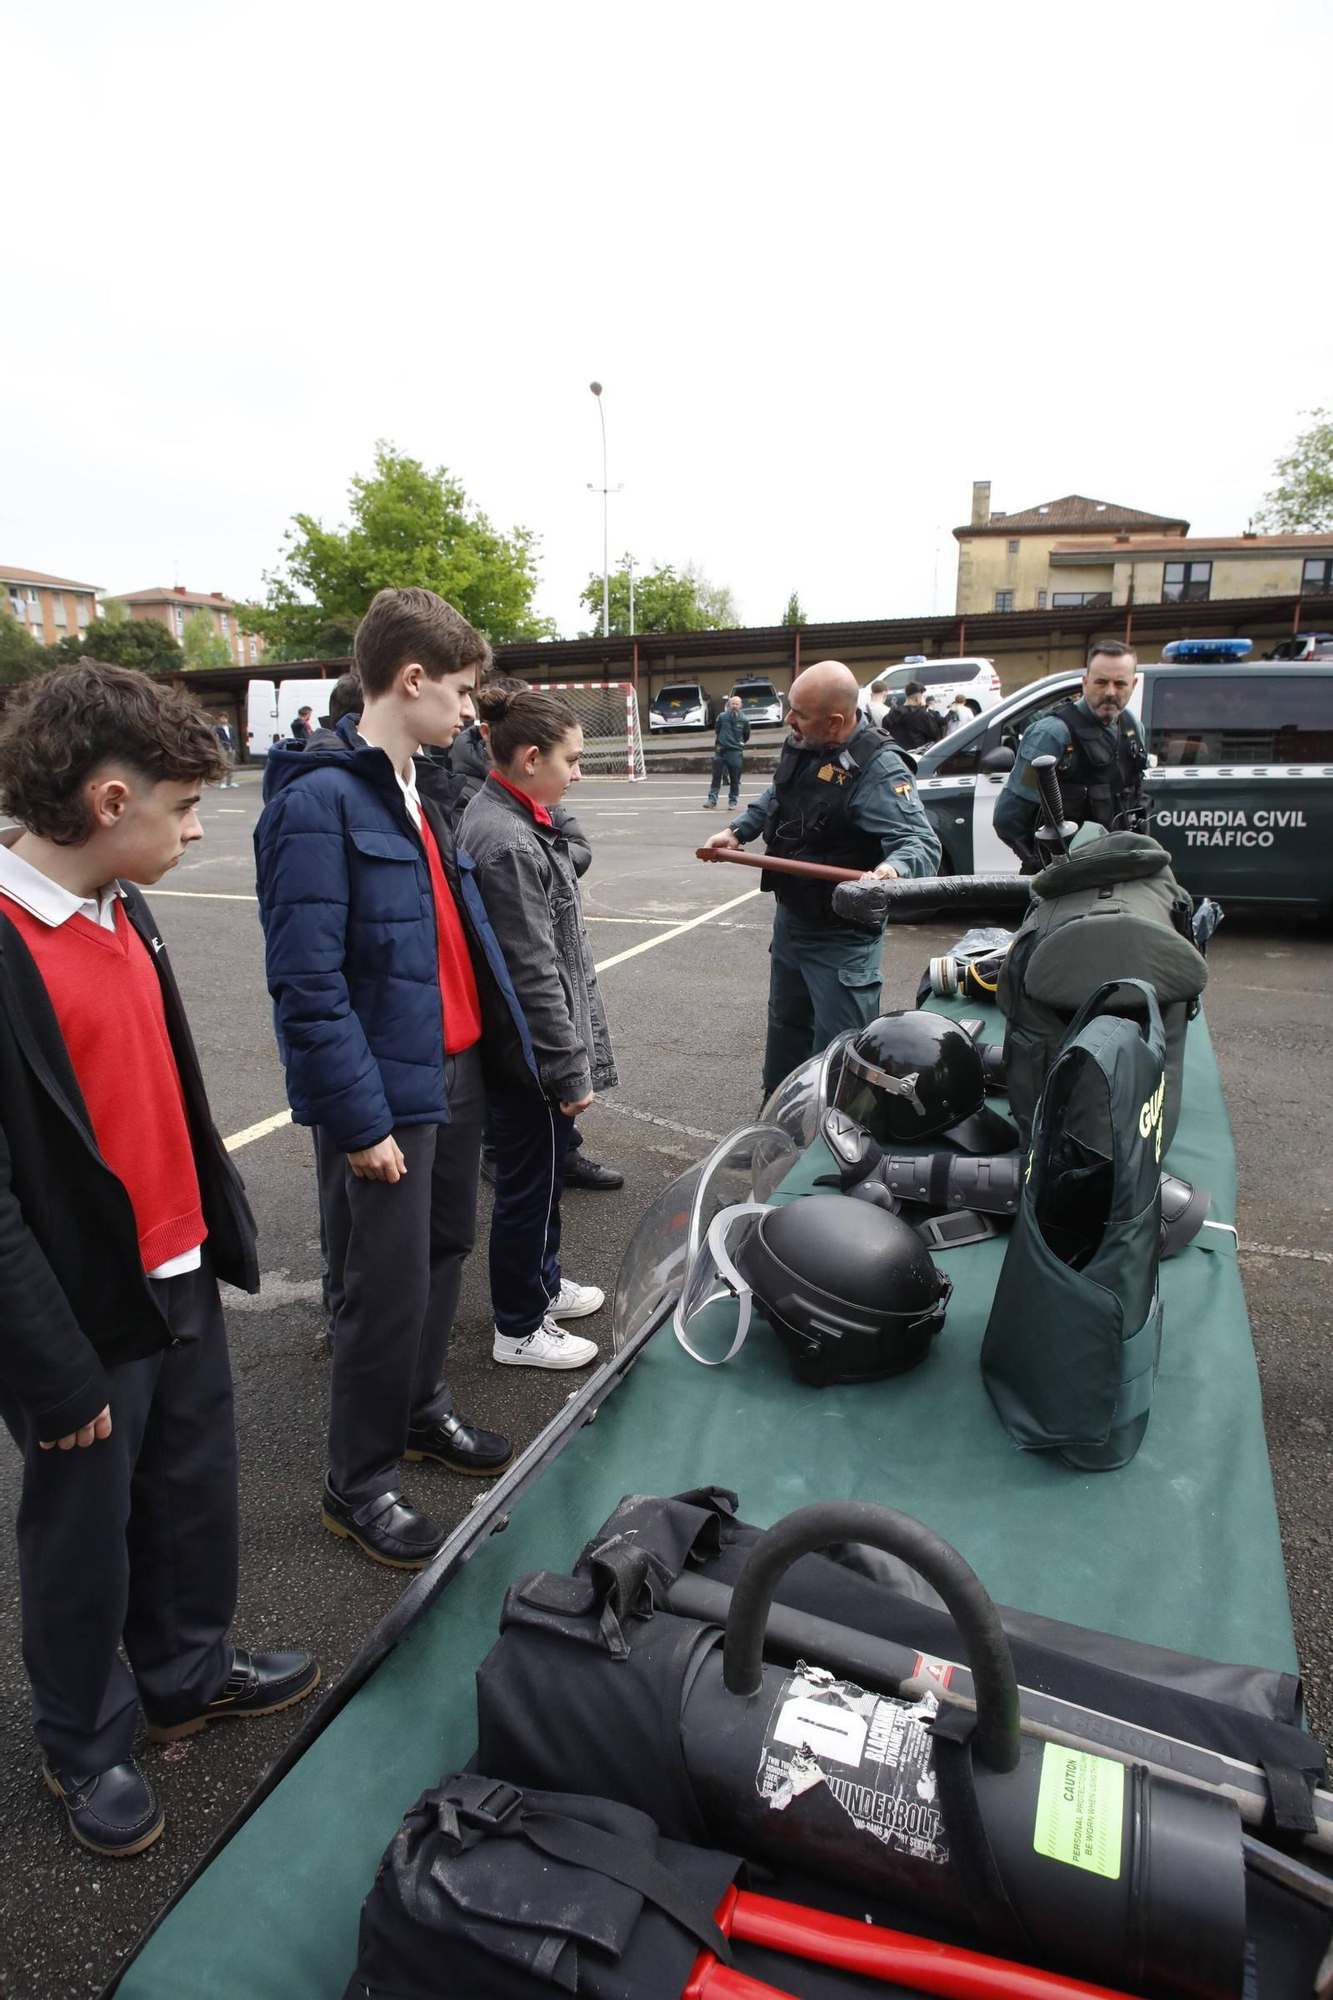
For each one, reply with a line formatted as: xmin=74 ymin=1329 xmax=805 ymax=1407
xmin=655 ymin=685 xmax=702 ymax=705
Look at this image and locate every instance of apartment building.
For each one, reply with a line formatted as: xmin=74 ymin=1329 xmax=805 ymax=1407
xmin=118 ymin=585 xmax=265 ymax=666
xmin=954 ymin=486 xmax=1189 ymax=615
xmin=1 ymin=565 xmax=101 ymax=644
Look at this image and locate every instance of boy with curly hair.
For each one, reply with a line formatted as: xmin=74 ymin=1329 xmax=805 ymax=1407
xmin=0 ymin=661 xmax=318 ymax=1858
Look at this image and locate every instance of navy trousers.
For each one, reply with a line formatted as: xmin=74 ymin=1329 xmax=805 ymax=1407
xmin=708 ymin=751 xmax=743 ymax=806
xmin=488 ymin=1090 xmax=576 ymax=1339
xmin=0 ymin=1258 xmax=238 ymax=1772
xmin=317 ymin=1044 xmax=485 ymax=1509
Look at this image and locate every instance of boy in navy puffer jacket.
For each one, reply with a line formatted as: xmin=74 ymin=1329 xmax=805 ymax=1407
xmin=255 ymin=589 xmax=535 ymax=1571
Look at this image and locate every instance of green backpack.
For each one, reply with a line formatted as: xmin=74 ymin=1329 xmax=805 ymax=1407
xmin=982 ymin=978 xmax=1166 ymax=1472
xmin=997 ymin=830 xmax=1206 ymax=1154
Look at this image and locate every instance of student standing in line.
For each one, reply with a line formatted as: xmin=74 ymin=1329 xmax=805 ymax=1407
xmin=459 ymin=685 xmax=617 ymax=1372
xmin=0 ymin=661 xmax=318 ymax=1858
xmin=255 ymin=589 xmax=535 ymax=1571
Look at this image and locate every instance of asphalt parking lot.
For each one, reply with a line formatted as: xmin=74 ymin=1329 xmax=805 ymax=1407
xmin=1 ymin=768 xmax=1330 ymax=2000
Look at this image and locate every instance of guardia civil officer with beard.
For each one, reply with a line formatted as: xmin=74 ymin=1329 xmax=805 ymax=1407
xmin=994 ymin=640 xmax=1148 ymax=867
xmin=705 ymin=659 xmax=940 ymax=1096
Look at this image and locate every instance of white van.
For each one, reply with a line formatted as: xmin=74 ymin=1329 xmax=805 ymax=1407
xmin=245 ymin=679 xmax=334 ymax=756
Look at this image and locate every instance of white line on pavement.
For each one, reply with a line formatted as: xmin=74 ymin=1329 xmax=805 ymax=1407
xmin=154 ymin=889 xmax=258 ymax=901
xmin=224 ymin=1109 xmax=294 ymax=1152
xmin=590 ymin=889 xmax=762 ymax=972
xmin=220 ymin=887 xmax=761 ymax=1151
xmin=598 ymin=1101 xmax=723 ymax=1144
xmin=1240 ymin=1242 xmax=1333 ymax=1266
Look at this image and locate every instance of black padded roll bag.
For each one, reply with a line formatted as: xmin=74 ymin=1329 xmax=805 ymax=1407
xmin=982 ymin=977 xmax=1166 ymax=1471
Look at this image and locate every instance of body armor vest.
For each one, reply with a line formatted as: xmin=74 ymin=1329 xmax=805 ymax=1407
xmin=761 ymin=723 xmax=896 ymax=925
xmin=1051 ymin=702 xmax=1148 ymax=832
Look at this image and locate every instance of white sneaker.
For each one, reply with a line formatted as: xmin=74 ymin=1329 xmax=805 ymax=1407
xmin=493 ymin=1317 xmax=599 ymax=1370
xmin=548 ymin=1277 xmax=605 ymax=1319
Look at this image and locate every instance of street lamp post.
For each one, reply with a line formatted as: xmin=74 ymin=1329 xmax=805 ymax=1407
xmin=587 ymin=381 xmax=621 ymax=639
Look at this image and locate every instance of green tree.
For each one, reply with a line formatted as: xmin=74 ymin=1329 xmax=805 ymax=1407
xmin=0 ymin=616 xmax=48 ymax=684
xmin=182 ymin=610 xmax=234 ymax=672
xmin=579 ymin=555 xmax=740 ymax=636
xmin=1255 ymin=409 xmax=1333 ymax=532
xmin=50 ymin=615 xmax=182 ymax=673
xmin=241 ymin=443 xmax=556 ymax=659
xmin=780 ymin=589 xmax=805 ymax=626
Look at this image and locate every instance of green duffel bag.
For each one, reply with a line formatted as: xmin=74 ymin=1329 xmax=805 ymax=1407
xmin=982 ymin=977 xmax=1166 ymax=1472
xmin=997 ymin=830 xmax=1206 ymax=1153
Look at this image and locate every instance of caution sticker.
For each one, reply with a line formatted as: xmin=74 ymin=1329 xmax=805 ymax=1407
xmin=1033 ymin=1743 xmax=1124 ymax=1880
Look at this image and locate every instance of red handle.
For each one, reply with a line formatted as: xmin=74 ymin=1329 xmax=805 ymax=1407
xmin=728 ymin=1890 xmax=1139 ymax=2000
xmin=682 ymin=1950 xmax=798 ymax=1999
xmin=695 ymin=847 xmax=866 ymax=883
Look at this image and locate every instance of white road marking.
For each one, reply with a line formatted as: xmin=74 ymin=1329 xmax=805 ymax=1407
xmin=1240 ymin=1242 xmax=1333 ymax=1266
xmin=598 ymin=1101 xmax=723 ymax=1144
xmin=225 ymin=1109 xmax=294 ymax=1152
xmin=154 ymin=889 xmax=257 ymax=902
xmin=220 ymin=887 xmax=760 ymax=1152
xmin=591 ymin=889 xmax=762 ymax=972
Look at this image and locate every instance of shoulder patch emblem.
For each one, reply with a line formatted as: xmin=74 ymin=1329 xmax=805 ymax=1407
xmin=893 ymin=781 xmax=912 ymax=797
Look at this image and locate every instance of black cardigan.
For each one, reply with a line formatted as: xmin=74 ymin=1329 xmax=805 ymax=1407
xmin=0 ymin=885 xmax=259 ymax=1441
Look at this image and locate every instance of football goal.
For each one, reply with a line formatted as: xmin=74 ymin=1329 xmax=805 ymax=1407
xmin=531 ymin=682 xmax=646 ymax=782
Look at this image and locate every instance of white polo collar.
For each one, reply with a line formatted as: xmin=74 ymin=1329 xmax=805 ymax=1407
xmin=0 ymin=829 xmax=124 ymax=932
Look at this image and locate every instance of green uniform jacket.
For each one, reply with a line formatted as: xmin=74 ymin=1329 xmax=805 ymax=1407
xmin=714 ymin=709 xmax=751 ymax=753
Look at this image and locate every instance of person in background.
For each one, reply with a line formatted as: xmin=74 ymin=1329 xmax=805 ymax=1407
xmin=256 ymin=589 xmax=531 ymax=1571
xmin=460 ymin=685 xmax=617 ymax=1370
xmin=214 ymin=713 xmax=239 ymax=786
xmin=944 ymin=694 xmax=971 ymax=734
xmin=304 ymin=674 xmax=363 ymax=753
xmin=704 ymin=694 xmax=751 ymax=810
xmin=289 ymin=706 xmax=314 ymax=747
xmin=705 ymin=660 xmax=940 ymax=1096
xmin=865 ymin=679 xmax=890 ymax=727
xmin=426 ymin=676 xmax=624 ymax=1195
xmin=0 ymin=661 xmax=318 ymax=1858
xmin=882 ymin=681 xmax=947 ymax=754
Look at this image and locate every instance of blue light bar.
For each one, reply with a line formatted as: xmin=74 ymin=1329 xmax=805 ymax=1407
xmin=1160 ymin=638 xmax=1254 ymax=662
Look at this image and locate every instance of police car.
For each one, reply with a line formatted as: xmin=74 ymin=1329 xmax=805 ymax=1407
xmin=911 ymin=650 xmax=1333 ymax=916
xmin=648 ymin=681 xmax=710 ymax=732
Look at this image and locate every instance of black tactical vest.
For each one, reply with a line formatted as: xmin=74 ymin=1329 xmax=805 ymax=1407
xmin=1051 ymin=702 xmax=1148 ymax=831
xmin=761 ymin=723 xmax=895 ymax=925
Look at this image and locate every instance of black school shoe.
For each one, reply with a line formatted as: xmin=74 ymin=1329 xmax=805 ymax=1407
xmin=145 ymin=1647 xmax=320 ymax=1743
xmin=403 ymin=1412 xmax=513 ymax=1476
xmin=562 ymin=1151 xmax=625 ymax=1192
xmin=42 ymin=1759 xmax=165 ymax=1858
xmin=321 ymin=1479 xmax=446 ymax=1569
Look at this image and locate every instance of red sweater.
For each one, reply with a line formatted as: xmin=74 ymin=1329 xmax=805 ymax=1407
xmin=421 ymin=819 xmax=482 ymax=1055
xmin=0 ymin=894 xmax=206 ymax=1272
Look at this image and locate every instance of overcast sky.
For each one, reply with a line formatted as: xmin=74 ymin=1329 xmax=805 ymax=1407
xmin=5 ymin=0 xmax=1330 ymax=638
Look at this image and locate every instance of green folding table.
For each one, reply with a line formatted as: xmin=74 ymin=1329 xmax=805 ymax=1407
xmin=110 ymin=1001 xmax=1295 ymax=2000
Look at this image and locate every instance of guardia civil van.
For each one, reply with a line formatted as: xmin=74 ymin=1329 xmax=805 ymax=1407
xmin=911 ymin=657 xmax=1333 ymax=917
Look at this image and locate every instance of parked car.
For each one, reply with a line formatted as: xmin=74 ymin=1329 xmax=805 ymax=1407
xmin=1262 ymin=632 xmax=1333 ymax=661
xmin=727 ymin=677 xmax=784 ymax=726
xmin=910 ymin=660 xmax=1333 ymax=915
xmin=648 ymin=682 xmax=710 ymax=732
xmin=859 ymin=657 xmax=1003 ymax=717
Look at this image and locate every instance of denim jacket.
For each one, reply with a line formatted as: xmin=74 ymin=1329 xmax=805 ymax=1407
xmin=459 ymin=776 xmax=618 ymax=1102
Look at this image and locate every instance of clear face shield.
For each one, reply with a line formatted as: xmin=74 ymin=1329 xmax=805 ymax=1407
xmin=757 ymin=1029 xmax=856 ymax=1149
xmin=611 ymin=1125 xmax=799 ymax=1354
xmin=672 ymin=1200 xmax=770 ymax=1367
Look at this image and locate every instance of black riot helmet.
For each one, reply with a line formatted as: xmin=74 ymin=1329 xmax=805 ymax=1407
xmin=833 ymin=1010 xmax=1015 ymax=1153
xmin=731 ymin=1195 xmax=951 ymax=1387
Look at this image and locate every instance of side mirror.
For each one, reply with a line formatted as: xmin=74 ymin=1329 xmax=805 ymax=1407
xmin=979 ymin=745 xmax=1016 ymax=775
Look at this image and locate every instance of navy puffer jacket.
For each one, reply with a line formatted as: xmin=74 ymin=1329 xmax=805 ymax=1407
xmin=254 ymin=721 xmax=536 ymax=1152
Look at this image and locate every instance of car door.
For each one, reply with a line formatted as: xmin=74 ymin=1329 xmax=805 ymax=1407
xmin=970 ymin=677 xmax=1081 ymax=870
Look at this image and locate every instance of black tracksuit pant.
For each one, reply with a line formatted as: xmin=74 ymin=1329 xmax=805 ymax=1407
xmin=488 ymin=1090 xmax=576 ymax=1339
xmin=0 ymin=1257 xmax=238 ymax=1773
xmin=316 ymin=1044 xmax=485 ymax=1509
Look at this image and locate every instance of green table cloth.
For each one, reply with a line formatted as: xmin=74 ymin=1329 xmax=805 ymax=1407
xmin=117 ymin=1004 xmax=1292 ymax=2000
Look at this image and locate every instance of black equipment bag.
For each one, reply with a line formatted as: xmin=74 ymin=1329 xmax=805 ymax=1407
xmin=347 ymin=1772 xmax=742 ymax=2000
xmin=982 ymin=979 xmax=1166 ymax=1472
xmin=996 ymin=831 xmax=1206 ymax=1152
